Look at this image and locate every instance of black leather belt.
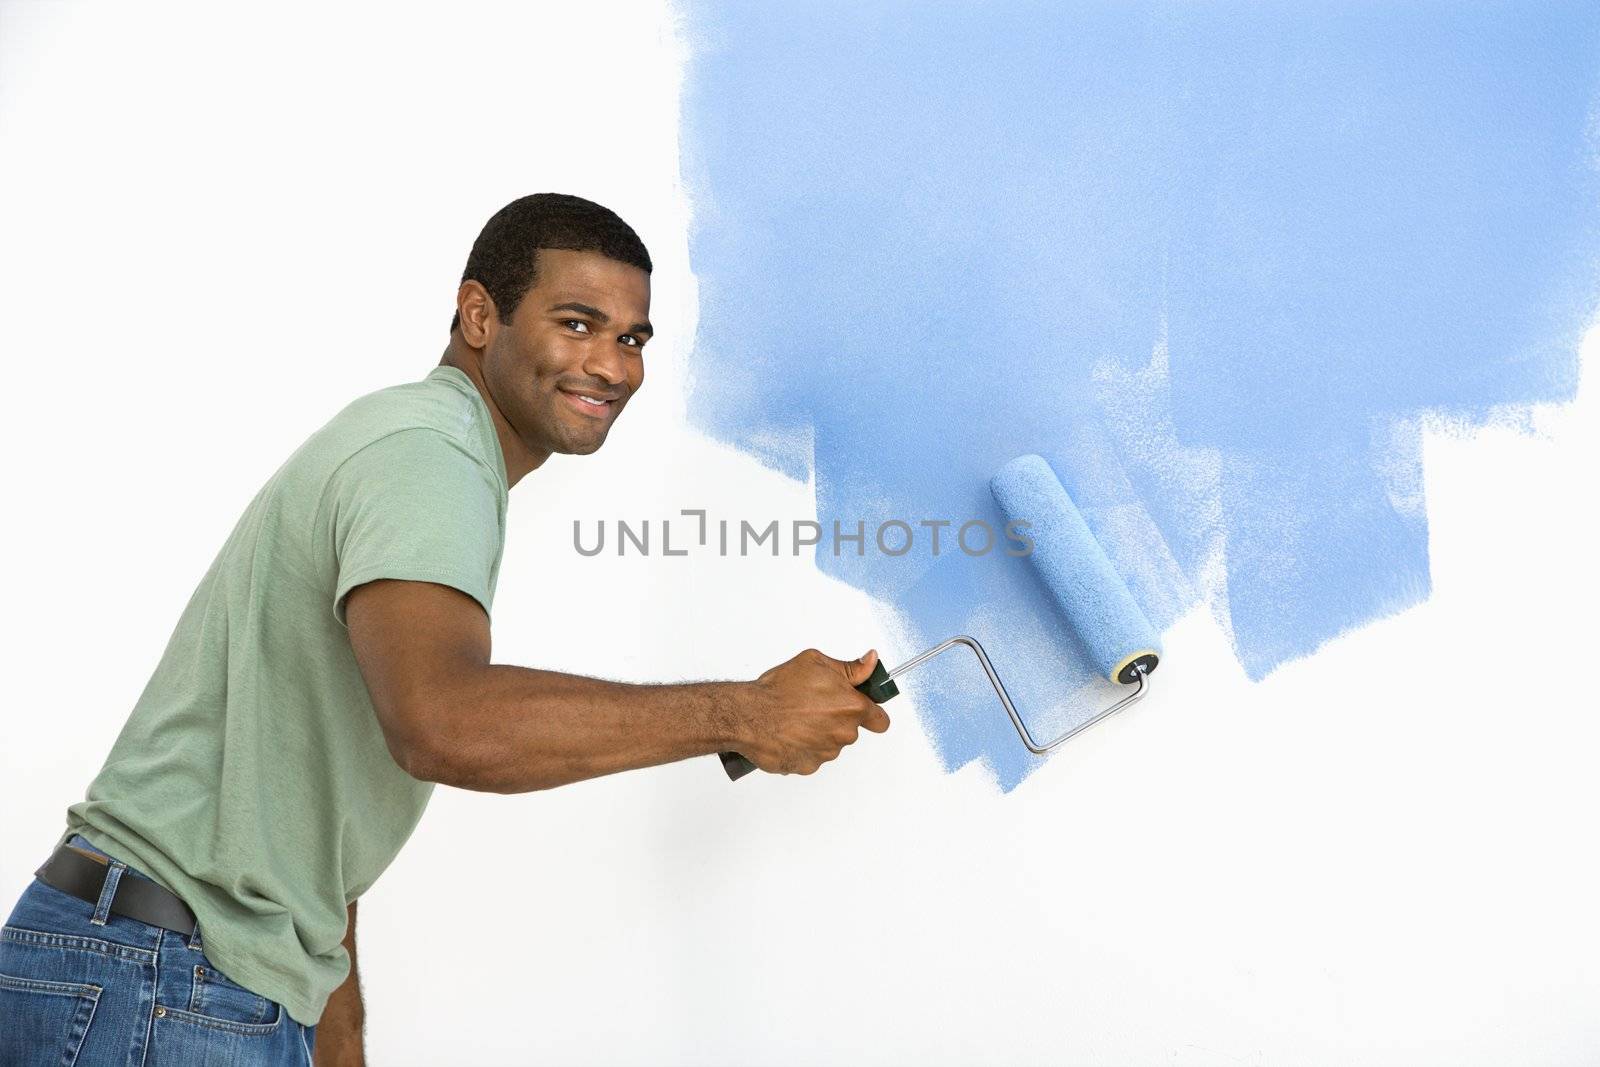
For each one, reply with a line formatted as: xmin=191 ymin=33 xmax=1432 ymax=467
xmin=34 ymin=844 xmax=198 ymax=937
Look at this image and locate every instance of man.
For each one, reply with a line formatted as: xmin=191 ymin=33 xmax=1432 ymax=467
xmin=1 ymin=193 xmax=891 ymax=1066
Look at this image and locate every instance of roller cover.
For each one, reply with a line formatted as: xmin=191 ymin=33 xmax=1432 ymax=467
xmin=990 ymin=454 xmax=1160 ymax=683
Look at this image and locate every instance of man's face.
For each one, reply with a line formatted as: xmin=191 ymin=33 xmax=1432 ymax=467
xmin=481 ymin=247 xmax=651 ymax=457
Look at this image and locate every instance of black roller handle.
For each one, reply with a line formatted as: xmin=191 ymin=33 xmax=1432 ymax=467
xmin=719 ymin=660 xmax=901 ymax=780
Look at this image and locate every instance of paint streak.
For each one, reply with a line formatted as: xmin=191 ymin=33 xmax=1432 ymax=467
xmin=678 ymin=1 xmax=1600 ymax=789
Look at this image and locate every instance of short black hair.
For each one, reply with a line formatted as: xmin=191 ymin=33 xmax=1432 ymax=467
xmin=449 ymin=193 xmax=653 ymax=334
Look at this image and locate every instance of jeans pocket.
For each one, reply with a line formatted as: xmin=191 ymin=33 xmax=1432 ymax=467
xmin=0 ymin=970 xmax=102 ymax=1065
xmin=185 ymin=957 xmax=280 ymax=1030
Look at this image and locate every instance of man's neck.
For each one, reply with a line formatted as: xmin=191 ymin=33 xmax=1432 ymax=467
xmin=437 ymin=343 xmax=547 ymax=489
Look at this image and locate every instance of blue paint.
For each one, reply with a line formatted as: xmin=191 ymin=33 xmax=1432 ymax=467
xmin=678 ymin=1 xmax=1599 ymax=789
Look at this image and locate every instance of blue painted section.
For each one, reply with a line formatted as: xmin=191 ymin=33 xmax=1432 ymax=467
xmin=679 ymin=1 xmax=1599 ymax=789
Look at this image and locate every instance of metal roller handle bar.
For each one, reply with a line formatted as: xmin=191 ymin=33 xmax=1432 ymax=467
xmin=887 ymin=635 xmax=1149 ymax=755
xmin=720 ymin=634 xmax=1150 ymax=779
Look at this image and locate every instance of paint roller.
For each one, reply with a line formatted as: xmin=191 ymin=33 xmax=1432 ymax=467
xmin=719 ymin=453 xmax=1161 ymax=780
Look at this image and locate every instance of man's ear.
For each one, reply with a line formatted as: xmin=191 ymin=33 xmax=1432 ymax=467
xmin=456 ymin=280 xmax=499 ymax=347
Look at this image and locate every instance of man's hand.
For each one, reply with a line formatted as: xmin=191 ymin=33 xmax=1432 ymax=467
xmin=735 ymin=648 xmax=892 ymax=775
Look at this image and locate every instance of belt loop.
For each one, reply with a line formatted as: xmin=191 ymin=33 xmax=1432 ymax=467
xmin=188 ymin=921 xmax=203 ymax=952
xmin=90 ymin=860 xmax=127 ymax=926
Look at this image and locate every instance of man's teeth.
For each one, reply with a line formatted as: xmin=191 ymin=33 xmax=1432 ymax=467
xmin=576 ymin=394 xmax=607 ymax=406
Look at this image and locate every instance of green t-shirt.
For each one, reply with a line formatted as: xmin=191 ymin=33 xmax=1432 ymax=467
xmin=62 ymin=364 xmax=508 ymax=1027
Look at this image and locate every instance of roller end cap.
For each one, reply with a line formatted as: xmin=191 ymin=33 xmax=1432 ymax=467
xmin=1117 ymin=653 xmax=1159 ymax=685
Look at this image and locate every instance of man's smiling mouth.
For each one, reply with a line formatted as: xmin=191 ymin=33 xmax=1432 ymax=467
xmin=559 ymin=388 xmax=617 ymax=418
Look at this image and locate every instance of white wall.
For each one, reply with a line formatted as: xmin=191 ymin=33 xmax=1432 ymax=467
xmin=2 ymin=3 xmax=1596 ymax=1064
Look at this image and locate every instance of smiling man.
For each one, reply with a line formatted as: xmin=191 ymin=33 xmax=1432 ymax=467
xmin=2 ymin=194 xmax=890 ymax=1067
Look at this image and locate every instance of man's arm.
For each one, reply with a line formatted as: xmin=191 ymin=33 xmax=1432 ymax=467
xmin=313 ymin=900 xmax=365 ymax=1066
xmin=343 ymin=579 xmax=890 ymax=791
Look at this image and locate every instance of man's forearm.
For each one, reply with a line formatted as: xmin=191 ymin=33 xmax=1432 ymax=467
xmin=314 ymin=900 xmax=365 ymax=1066
xmin=314 ymin=969 xmax=365 ymax=1065
xmin=414 ymin=666 xmax=759 ymax=793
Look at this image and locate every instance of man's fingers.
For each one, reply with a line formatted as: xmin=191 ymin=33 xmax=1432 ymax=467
xmin=842 ymin=648 xmax=879 ymax=686
xmin=806 ymin=647 xmax=878 ymax=686
xmin=861 ymin=703 xmax=891 ymax=733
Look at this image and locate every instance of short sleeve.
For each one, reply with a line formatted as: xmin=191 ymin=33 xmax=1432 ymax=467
xmin=324 ymin=428 xmax=504 ymax=629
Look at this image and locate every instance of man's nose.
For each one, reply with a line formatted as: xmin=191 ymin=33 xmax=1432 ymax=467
xmin=582 ymin=345 xmax=628 ymax=388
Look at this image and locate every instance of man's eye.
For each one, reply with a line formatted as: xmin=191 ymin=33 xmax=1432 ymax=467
xmin=564 ymin=320 xmax=591 ymax=334
xmin=620 ymin=335 xmax=644 ymax=348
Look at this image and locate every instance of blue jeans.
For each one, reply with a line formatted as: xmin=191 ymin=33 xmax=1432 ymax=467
xmin=1 ymin=834 xmax=317 ymax=1066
